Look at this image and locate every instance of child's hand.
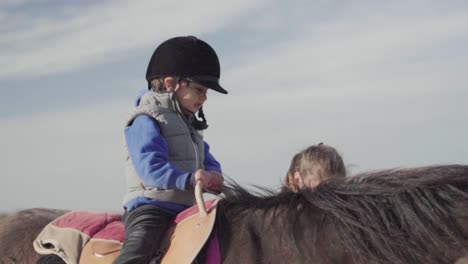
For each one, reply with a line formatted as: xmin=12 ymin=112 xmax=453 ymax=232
xmin=194 ymin=169 xmax=223 ymax=192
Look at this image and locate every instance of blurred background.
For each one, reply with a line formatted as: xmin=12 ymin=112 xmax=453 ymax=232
xmin=1 ymin=0 xmax=467 ymax=212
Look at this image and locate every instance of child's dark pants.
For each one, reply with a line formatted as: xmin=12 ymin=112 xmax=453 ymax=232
xmin=113 ymin=205 xmax=172 ymax=264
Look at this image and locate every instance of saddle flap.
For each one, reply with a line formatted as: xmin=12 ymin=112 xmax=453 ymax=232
xmin=79 ymin=239 xmax=122 ymax=264
xmin=160 ymin=200 xmax=218 ymax=264
xmin=91 ymin=239 xmax=122 ymax=255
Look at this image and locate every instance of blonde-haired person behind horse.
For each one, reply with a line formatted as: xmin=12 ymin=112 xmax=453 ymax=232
xmin=282 ymin=143 xmax=346 ymax=192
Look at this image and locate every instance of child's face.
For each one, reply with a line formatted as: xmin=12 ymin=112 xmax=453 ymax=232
xmin=174 ymin=81 xmax=208 ymax=115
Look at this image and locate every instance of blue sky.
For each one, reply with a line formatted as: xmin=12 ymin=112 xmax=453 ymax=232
xmin=1 ymin=0 xmax=467 ymax=212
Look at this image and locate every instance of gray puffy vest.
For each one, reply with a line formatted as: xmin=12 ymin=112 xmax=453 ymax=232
xmin=123 ymin=91 xmax=205 ymax=206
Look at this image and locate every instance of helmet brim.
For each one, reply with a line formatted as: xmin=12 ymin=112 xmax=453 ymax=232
xmin=189 ymin=77 xmax=228 ymax=94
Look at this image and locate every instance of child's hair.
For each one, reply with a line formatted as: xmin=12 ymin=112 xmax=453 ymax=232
xmin=150 ymin=78 xmax=167 ymax=92
xmin=282 ymin=143 xmax=346 ymax=192
xmin=149 ymin=77 xmax=190 ymax=92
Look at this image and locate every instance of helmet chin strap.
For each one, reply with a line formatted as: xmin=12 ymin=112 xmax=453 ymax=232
xmin=172 ymin=80 xmax=208 ymax=130
xmin=178 ymin=106 xmax=209 ymax=130
xmin=193 ymin=107 xmax=209 ymax=130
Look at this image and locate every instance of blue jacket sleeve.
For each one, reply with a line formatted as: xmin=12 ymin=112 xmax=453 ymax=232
xmin=125 ymin=115 xmax=191 ymax=190
xmin=204 ymin=141 xmax=222 ymax=173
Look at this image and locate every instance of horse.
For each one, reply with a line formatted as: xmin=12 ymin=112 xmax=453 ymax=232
xmin=1 ymin=165 xmax=468 ymax=264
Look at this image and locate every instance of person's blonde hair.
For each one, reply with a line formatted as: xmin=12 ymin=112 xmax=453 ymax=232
xmin=150 ymin=78 xmax=166 ymax=92
xmin=150 ymin=77 xmax=186 ymax=92
xmin=282 ymin=143 xmax=346 ymax=192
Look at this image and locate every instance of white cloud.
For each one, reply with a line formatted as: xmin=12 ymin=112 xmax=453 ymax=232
xmin=0 ymin=0 xmax=29 ymax=8
xmin=0 ymin=0 xmax=268 ymax=78
xmin=2 ymin=1 xmax=468 ymax=211
xmin=226 ymin=8 xmax=468 ymax=97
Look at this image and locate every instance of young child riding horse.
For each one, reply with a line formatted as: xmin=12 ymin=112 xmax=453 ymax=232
xmin=114 ymin=36 xmax=227 ymax=264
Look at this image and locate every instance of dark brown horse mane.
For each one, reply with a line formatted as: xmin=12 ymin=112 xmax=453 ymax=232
xmin=217 ymin=165 xmax=468 ymax=264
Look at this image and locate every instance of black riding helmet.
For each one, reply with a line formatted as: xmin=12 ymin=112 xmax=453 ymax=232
xmin=146 ymin=36 xmax=227 ymax=94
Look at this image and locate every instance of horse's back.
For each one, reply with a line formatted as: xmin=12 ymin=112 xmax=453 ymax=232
xmin=0 ymin=208 xmax=66 ymax=264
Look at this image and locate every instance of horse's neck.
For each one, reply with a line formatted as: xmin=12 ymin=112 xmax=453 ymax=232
xmin=220 ymin=209 xmax=290 ymax=263
xmin=220 ymin=206 xmax=350 ymax=264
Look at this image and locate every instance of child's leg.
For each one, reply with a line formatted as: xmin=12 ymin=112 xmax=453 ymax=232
xmin=113 ymin=204 xmax=172 ymax=264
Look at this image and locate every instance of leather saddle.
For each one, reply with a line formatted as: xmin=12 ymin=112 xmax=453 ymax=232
xmin=79 ymin=199 xmax=218 ymax=264
xmin=35 ymin=182 xmax=220 ymax=264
